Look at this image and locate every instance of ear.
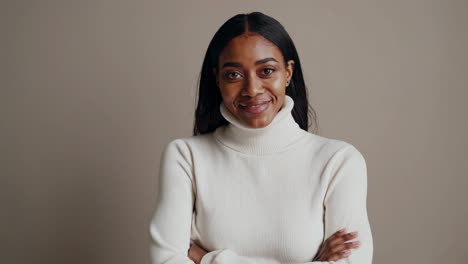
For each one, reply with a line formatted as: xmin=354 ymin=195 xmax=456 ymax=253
xmin=286 ymin=60 xmax=295 ymax=82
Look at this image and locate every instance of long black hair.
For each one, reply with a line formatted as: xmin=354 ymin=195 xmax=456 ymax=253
xmin=193 ymin=11 xmax=318 ymax=136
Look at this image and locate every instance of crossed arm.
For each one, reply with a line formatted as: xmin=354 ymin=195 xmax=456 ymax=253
xmin=149 ymin=139 xmax=373 ymax=264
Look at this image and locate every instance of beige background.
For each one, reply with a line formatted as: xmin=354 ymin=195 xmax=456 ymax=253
xmin=2 ymin=0 xmax=467 ymax=263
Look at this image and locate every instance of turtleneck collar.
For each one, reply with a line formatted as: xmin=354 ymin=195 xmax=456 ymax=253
xmin=213 ymin=95 xmax=308 ymax=155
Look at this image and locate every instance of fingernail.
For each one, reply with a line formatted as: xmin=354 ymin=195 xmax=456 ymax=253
xmin=339 ymin=228 xmax=346 ymax=233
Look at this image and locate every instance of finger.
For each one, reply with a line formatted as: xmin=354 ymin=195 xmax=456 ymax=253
xmin=189 ymin=243 xmax=201 ymax=255
xmin=328 ymin=234 xmax=346 ymax=247
xmin=336 ymin=228 xmax=346 ymax=235
xmin=324 ymin=229 xmax=345 ymax=245
xmin=330 ymin=249 xmax=351 ymax=262
xmin=338 ymin=232 xmax=359 ymax=245
xmin=340 ymin=250 xmax=352 ymax=258
xmin=327 ymin=228 xmax=346 ymax=239
xmin=330 ymin=240 xmax=361 ymax=254
xmin=193 ymin=243 xmax=204 ymax=250
xmin=328 ymin=229 xmax=350 ymax=241
xmin=344 ymin=231 xmax=359 ymax=241
xmin=329 ymin=231 xmax=358 ymax=247
xmin=191 ymin=242 xmax=208 ymax=254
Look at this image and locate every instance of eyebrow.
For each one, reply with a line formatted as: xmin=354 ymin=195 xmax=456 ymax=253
xmin=221 ymin=57 xmax=278 ymax=68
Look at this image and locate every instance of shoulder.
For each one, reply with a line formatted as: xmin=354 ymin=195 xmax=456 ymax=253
xmin=298 ymin=133 xmax=367 ymax=178
xmin=313 ymin=136 xmax=368 ymax=185
xmin=160 ymin=133 xmax=217 ymax=159
xmin=329 ymin=138 xmax=365 ymax=164
xmin=299 ymin=132 xmax=366 ymax=163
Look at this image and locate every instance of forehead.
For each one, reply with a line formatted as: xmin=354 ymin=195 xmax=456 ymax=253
xmin=218 ymin=34 xmax=284 ymax=65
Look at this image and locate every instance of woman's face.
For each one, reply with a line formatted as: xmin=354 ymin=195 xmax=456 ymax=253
xmin=214 ymin=34 xmax=294 ymax=128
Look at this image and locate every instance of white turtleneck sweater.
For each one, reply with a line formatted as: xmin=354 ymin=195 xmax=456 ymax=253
xmin=149 ymin=95 xmax=373 ymax=264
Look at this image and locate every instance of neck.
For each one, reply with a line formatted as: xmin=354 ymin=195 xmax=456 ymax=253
xmin=213 ymin=95 xmax=308 ymax=155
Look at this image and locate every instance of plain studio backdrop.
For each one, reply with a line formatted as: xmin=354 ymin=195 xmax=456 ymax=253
xmin=2 ymin=0 xmax=467 ymax=263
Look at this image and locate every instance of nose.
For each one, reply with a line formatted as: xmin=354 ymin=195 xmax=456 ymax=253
xmin=240 ymin=74 xmax=264 ymax=97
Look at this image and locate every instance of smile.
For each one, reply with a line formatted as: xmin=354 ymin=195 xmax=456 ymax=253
xmin=239 ymin=100 xmax=271 ymax=115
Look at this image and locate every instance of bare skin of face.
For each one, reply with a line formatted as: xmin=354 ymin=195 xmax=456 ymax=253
xmin=213 ymin=34 xmax=295 ymax=128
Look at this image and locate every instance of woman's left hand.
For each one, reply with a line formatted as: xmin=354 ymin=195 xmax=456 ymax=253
xmin=188 ymin=242 xmax=209 ymax=264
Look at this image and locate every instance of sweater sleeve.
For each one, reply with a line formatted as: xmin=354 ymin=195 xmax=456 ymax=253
xmin=321 ymin=144 xmax=373 ymax=263
xmin=200 ymin=249 xmax=332 ymax=264
xmin=149 ymin=139 xmax=196 ymax=264
xmin=199 ymin=144 xmax=373 ymax=264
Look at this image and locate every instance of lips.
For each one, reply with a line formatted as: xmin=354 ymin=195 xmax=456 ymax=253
xmin=238 ymin=100 xmax=271 ymax=107
xmin=238 ymin=100 xmax=271 ymax=114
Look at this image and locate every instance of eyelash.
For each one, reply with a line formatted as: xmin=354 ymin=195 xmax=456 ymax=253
xmin=262 ymin=68 xmax=275 ymax=75
xmin=224 ymin=68 xmax=276 ymax=80
xmin=225 ymin=72 xmax=242 ymax=79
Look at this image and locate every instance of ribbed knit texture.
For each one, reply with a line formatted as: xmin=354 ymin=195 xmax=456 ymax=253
xmin=214 ymin=95 xmax=307 ymax=155
xmin=149 ymin=95 xmax=373 ymax=264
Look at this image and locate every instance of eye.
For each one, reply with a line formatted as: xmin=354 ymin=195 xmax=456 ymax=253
xmin=224 ymin=71 xmax=243 ymax=80
xmin=261 ymin=68 xmax=275 ymax=76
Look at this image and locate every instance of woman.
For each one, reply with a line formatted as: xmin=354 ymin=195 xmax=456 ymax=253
xmin=150 ymin=12 xmax=373 ymax=264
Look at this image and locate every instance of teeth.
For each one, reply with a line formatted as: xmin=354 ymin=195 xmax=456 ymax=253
xmin=239 ymin=102 xmax=266 ymax=107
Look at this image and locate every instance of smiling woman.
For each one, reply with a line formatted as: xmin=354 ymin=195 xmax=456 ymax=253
xmin=192 ymin=12 xmax=315 ymax=136
xmin=149 ymin=12 xmax=373 ymax=264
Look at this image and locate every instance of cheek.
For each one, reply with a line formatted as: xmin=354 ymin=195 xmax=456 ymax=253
xmin=269 ymin=77 xmax=285 ymax=90
xmin=219 ymin=86 xmax=239 ymax=103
